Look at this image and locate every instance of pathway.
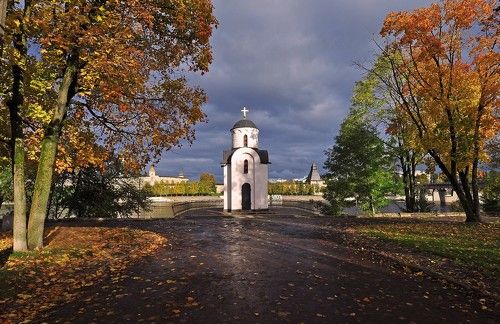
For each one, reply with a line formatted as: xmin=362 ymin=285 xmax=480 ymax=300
xmin=41 ymin=208 xmax=498 ymax=322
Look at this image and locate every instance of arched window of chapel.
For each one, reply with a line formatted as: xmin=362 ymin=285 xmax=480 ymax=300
xmin=243 ymin=135 xmax=248 ymax=147
xmin=244 ymin=160 xmax=248 ymax=174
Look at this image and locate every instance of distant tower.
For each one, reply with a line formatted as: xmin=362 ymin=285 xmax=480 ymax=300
xmin=222 ymin=108 xmax=270 ymax=212
xmin=306 ymin=162 xmax=321 ymax=183
xmin=149 ymin=165 xmax=156 ymax=177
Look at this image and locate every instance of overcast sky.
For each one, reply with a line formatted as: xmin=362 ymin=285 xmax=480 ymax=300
xmin=155 ymin=0 xmax=432 ymax=182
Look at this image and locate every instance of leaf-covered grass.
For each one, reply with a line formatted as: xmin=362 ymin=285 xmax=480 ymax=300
xmin=357 ymin=222 xmax=500 ymax=278
xmin=0 ymin=226 xmax=166 ymax=322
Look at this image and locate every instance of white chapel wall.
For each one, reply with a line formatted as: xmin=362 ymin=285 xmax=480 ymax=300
xmin=254 ymin=164 xmax=269 ymax=209
xmin=232 ymin=127 xmax=259 ymax=148
xmin=223 ymin=165 xmax=231 ymax=210
xmin=229 ymin=148 xmax=268 ymax=210
xmin=230 ymin=150 xmax=256 ymax=210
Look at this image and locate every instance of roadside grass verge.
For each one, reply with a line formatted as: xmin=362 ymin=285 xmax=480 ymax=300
xmin=357 ymin=222 xmax=500 ymax=279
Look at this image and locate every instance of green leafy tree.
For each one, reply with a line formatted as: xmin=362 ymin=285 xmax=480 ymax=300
xmin=51 ymin=158 xmax=150 ymax=219
xmin=199 ymin=172 xmax=216 ymax=195
xmin=268 ymin=181 xmax=319 ymax=196
xmin=0 ymin=133 xmax=12 ymax=210
xmin=268 ymin=182 xmax=284 ymax=195
xmin=151 ymin=181 xmax=171 ymax=196
xmin=482 ymin=171 xmax=499 ymax=213
xmin=48 ymin=171 xmax=74 ymax=219
xmin=423 ymin=156 xmax=438 ymax=184
xmin=0 ymin=165 xmax=12 ymax=209
xmin=415 ymin=173 xmax=429 ymax=185
xmin=324 ymin=108 xmax=398 ymax=215
xmin=142 ymin=183 xmax=153 ymax=195
xmin=355 ymin=54 xmax=423 ymax=212
xmin=298 ymin=182 xmax=305 ymax=195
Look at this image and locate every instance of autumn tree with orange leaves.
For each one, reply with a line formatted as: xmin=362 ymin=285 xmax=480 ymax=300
xmin=377 ymin=0 xmax=499 ymax=222
xmin=1 ymin=0 xmax=217 ymax=251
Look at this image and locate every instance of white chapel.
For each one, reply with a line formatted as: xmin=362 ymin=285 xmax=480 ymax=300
xmin=222 ymin=108 xmax=270 ymax=212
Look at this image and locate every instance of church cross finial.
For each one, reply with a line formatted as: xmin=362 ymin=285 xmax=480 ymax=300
xmin=241 ymin=107 xmax=249 ymax=119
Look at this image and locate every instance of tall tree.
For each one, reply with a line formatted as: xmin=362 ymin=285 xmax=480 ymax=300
xmin=50 ymin=158 xmax=150 ymax=219
xmin=1 ymin=0 xmax=217 ymax=249
xmin=0 ymin=0 xmax=7 ymax=54
xmin=324 ymin=109 xmax=398 ymax=216
xmin=353 ymin=56 xmax=423 ymax=212
xmin=199 ymin=172 xmax=216 ymax=194
xmin=2 ymin=0 xmax=32 ymax=251
xmin=379 ymin=0 xmax=499 ymax=222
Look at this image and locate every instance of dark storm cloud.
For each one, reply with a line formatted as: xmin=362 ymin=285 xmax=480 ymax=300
xmin=156 ymin=0 xmax=432 ymax=182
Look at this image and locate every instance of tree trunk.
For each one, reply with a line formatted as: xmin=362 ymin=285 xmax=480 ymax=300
xmin=8 ymin=6 xmax=31 ymax=251
xmin=409 ymin=153 xmax=417 ymax=210
xmin=0 ymin=0 xmax=7 ymax=56
xmin=469 ymin=102 xmax=484 ymax=222
xmin=471 ymin=162 xmax=481 ymax=222
xmin=12 ymin=138 xmax=27 ymax=251
xmin=418 ymin=188 xmax=427 ymax=210
xmin=400 ymin=151 xmax=418 ymax=212
xmin=429 ymin=150 xmax=480 ymax=222
xmin=27 ymin=136 xmax=58 ymax=248
xmin=400 ymin=156 xmax=411 ymax=211
xmin=459 ymin=170 xmax=480 ymax=222
xmin=27 ymin=61 xmax=77 ymax=249
xmin=403 ymin=183 xmax=411 ymax=210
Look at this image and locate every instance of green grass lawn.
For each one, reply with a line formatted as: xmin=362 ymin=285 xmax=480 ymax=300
xmin=357 ymin=222 xmax=500 ymax=278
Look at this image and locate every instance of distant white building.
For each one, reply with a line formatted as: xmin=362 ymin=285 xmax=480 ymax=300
xmin=222 ymin=108 xmax=270 ymax=212
xmin=269 ymin=178 xmax=288 ymax=183
xmin=139 ymin=166 xmax=188 ymax=186
xmin=395 ymin=169 xmax=430 ymax=182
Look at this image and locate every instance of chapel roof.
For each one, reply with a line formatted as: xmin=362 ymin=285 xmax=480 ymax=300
xmin=231 ymin=119 xmax=258 ymax=130
xmin=222 ymin=148 xmax=269 ymax=165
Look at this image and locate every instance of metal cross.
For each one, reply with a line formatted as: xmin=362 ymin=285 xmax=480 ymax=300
xmin=241 ymin=107 xmax=249 ymax=118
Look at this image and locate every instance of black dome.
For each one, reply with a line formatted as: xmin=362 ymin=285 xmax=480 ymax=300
xmin=231 ymin=119 xmax=258 ymax=130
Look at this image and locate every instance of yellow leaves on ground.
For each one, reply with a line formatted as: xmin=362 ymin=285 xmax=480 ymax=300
xmin=0 ymin=226 xmax=166 ymax=322
xmin=0 ymin=235 xmax=11 ymax=252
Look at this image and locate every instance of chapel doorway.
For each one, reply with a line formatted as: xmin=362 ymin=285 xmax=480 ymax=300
xmin=241 ymin=183 xmax=251 ymax=210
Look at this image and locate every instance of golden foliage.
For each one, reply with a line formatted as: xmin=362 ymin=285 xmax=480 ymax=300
xmin=1 ymin=0 xmax=218 ymax=173
xmin=381 ymin=0 xmax=499 ymax=170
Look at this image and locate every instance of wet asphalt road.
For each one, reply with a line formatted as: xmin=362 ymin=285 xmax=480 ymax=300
xmin=41 ymin=208 xmax=497 ymax=323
